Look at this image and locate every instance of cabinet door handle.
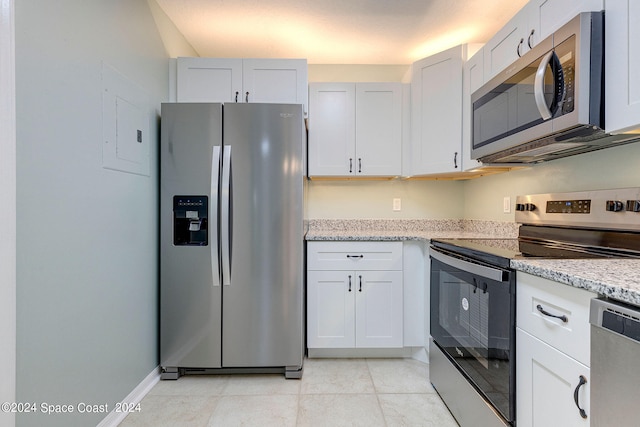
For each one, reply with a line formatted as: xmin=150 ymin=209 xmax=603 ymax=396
xmin=346 ymin=254 xmax=364 ymax=259
xmin=348 ymin=275 xmax=352 ymax=292
xmin=536 ymin=304 xmax=568 ymax=323
xmin=245 ymin=91 xmax=249 ymax=103
xmin=527 ymin=29 xmax=535 ymax=48
xmin=517 ymin=38 xmax=524 ymax=57
xmin=349 ymin=158 xmax=353 ymax=173
xmin=358 ymin=158 xmax=362 ymax=173
xmin=573 ymin=375 xmax=588 ymax=419
xmin=454 ymin=152 xmax=458 ymax=169
xmin=359 ymin=275 xmax=362 ymax=292
xmin=235 ymin=91 xmax=239 ymax=103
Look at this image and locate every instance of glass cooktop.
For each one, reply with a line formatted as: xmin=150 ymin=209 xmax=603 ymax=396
xmin=432 ymin=225 xmax=640 ymax=269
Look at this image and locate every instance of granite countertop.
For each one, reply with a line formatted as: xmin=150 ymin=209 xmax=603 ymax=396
xmin=511 ymin=258 xmax=640 ymax=306
xmin=305 ymin=219 xmax=520 ymax=241
xmin=306 ymin=219 xmax=640 ymax=307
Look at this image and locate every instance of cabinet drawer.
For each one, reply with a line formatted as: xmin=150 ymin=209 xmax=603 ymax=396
xmin=517 ymin=272 xmax=595 ymax=366
xmin=307 ymin=241 xmax=403 ymax=271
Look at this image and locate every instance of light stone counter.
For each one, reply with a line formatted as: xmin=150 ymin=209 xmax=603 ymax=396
xmin=305 ymin=219 xmax=520 ymax=241
xmin=306 ymin=218 xmax=640 ymax=307
xmin=511 ymin=258 xmax=640 ymax=307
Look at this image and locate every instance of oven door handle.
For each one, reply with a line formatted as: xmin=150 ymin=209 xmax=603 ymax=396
xmin=430 ymin=248 xmax=508 ymax=282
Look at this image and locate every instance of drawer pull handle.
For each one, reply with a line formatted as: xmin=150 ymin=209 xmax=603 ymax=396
xmin=536 ymin=304 xmax=568 ymax=323
xmin=573 ymin=375 xmax=588 ymax=419
xmin=346 ymin=254 xmax=364 ymax=259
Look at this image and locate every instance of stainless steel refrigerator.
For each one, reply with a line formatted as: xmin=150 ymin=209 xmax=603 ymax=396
xmin=160 ymin=102 xmax=305 ymax=379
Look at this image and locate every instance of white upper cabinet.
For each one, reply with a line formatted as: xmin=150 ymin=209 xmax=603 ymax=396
xmin=176 ymin=57 xmax=308 ymax=114
xmin=308 ymin=83 xmax=355 ymax=176
xmin=409 ymin=44 xmax=473 ymax=176
xmin=177 ymin=58 xmax=243 ymax=103
xmin=531 ymin=0 xmax=604 ymax=43
xmin=605 ymin=0 xmax=640 ymax=134
xmin=355 ymin=83 xmax=403 ymax=176
xmin=241 ymin=59 xmax=308 ymax=111
xmin=462 ymin=48 xmax=484 ymax=171
xmin=308 ymin=82 xmax=402 ymax=177
xmin=483 ymin=4 xmax=532 ymax=81
xmin=483 ymin=0 xmax=604 ymax=82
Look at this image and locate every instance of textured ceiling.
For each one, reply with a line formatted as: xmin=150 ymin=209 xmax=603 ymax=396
xmin=155 ymin=0 xmax=528 ymax=64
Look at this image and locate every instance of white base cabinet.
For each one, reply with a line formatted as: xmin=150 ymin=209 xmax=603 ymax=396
xmin=307 ymin=270 xmax=403 ymax=348
xmin=516 ymin=273 xmax=595 ymax=427
xmin=307 ymin=242 xmax=403 ymax=350
xmin=517 ymin=328 xmax=590 ymax=427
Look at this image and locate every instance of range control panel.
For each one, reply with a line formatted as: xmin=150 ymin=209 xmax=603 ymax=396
xmin=515 ymin=188 xmax=640 ymax=231
xmin=545 ymin=199 xmax=591 ymax=214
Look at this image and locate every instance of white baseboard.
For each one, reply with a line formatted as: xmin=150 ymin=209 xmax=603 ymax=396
xmin=308 ymin=346 xmax=428 ymax=362
xmin=97 ymin=366 xmax=160 ymax=427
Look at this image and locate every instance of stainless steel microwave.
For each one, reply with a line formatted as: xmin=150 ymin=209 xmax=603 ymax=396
xmin=471 ymin=11 xmax=639 ymax=164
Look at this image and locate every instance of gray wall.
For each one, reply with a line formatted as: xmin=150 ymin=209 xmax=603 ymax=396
xmin=15 ymin=1 xmax=167 ymax=426
xmin=463 ymin=141 xmax=640 ymax=221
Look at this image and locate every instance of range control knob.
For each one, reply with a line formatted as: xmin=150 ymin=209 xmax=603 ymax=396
xmin=627 ymin=200 xmax=640 ymax=212
xmin=524 ymin=203 xmax=536 ymax=212
xmin=606 ymin=200 xmax=625 ymax=212
xmin=515 ymin=203 xmax=526 ymax=211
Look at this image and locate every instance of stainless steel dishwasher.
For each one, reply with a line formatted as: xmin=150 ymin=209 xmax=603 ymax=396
xmin=590 ymin=298 xmax=640 ymax=426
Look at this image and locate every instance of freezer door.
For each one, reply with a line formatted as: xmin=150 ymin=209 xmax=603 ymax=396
xmin=221 ymin=103 xmax=305 ymax=368
xmin=160 ymin=103 xmax=223 ymax=369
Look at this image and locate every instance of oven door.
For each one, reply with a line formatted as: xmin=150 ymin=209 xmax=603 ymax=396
xmin=430 ymin=246 xmax=516 ymax=423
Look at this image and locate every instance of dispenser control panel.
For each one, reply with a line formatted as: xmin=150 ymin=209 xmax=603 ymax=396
xmin=173 ymin=196 xmax=208 ymax=246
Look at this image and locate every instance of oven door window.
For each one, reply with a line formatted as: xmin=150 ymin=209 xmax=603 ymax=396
xmin=430 ymin=255 xmax=515 ymax=422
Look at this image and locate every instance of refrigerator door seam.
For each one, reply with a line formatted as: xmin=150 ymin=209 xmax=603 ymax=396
xmin=221 ymin=145 xmax=231 ymax=286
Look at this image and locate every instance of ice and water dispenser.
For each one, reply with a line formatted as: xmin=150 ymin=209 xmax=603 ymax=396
xmin=173 ymin=196 xmax=208 ymax=246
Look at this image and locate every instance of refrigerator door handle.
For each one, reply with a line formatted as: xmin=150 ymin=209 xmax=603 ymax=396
xmin=221 ymin=145 xmax=231 ymax=286
xmin=211 ymin=145 xmax=221 ymax=286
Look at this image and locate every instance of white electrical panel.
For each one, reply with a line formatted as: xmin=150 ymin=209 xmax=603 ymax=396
xmin=102 ymin=62 xmax=150 ymax=176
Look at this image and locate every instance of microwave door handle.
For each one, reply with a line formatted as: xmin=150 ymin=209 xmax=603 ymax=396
xmin=534 ymin=51 xmax=555 ymax=120
xmin=430 ymin=248 xmax=507 ymax=282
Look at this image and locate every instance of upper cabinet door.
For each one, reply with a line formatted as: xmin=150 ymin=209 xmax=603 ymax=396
xmin=462 ymin=48 xmax=484 ymax=171
xmin=308 ymin=83 xmax=356 ymax=176
xmin=175 ymin=58 xmax=308 ymax=114
xmin=483 ymin=5 xmax=531 ymax=81
xmin=484 ymin=0 xmax=605 ymax=82
xmin=410 ymin=45 xmax=464 ymax=175
xmin=605 ymin=0 xmax=640 ymax=134
xmin=530 ymin=0 xmax=604 ymax=43
xmin=308 ymin=82 xmax=403 ymax=178
xmin=176 ymin=57 xmax=243 ymax=102
xmin=242 ymin=59 xmax=308 ymax=114
xmin=355 ymin=83 xmax=402 ymax=176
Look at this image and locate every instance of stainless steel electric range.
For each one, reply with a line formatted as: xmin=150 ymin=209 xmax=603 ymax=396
xmin=429 ymin=188 xmax=640 ymax=427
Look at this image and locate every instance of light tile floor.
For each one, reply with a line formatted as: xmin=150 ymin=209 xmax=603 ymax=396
xmin=119 ymin=358 xmax=459 ymax=426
